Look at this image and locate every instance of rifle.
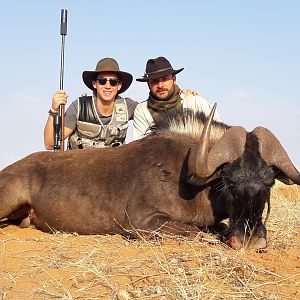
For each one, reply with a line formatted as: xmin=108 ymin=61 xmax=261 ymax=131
xmin=53 ymin=9 xmax=68 ymax=151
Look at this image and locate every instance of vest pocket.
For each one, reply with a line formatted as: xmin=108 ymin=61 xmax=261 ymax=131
xmin=77 ymin=121 xmax=102 ymax=138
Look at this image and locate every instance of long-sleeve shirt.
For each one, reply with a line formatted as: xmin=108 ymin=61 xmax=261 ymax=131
xmin=133 ymin=94 xmax=222 ymax=140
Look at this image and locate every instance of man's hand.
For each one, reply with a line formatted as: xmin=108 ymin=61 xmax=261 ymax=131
xmin=180 ymin=89 xmax=199 ymax=96
xmin=51 ymin=90 xmax=68 ymax=112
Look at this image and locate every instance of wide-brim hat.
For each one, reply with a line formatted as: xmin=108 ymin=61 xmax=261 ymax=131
xmin=136 ymin=56 xmax=184 ymax=82
xmin=82 ymin=57 xmax=133 ymax=94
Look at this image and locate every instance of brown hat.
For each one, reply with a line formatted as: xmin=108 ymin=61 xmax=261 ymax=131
xmin=136 ymin=56 xmax=184 ymax=82
xmin=82 ymin=57 xmax=133 ymax=94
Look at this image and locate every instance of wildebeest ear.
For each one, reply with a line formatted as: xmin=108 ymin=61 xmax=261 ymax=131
xmin=273 ymin=166 xmax=299 ymax=185
xmin=252 ymin=126 xmax=300 ymax=185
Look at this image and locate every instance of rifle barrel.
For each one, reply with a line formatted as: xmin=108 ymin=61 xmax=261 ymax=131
xmin=58 ymin=9 xmax=68 ymax=151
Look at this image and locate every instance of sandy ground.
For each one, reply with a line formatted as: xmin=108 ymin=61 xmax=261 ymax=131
xmin=0 ymin=183 xmax=299 ymax=300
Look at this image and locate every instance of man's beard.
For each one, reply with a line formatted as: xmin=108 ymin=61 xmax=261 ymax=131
xmin=150 ymin=85 xmax=176 ymax=101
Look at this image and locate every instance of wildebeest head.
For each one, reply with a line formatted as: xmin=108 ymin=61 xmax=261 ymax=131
xmin=156 ymin=104 xmax=300 ymax=250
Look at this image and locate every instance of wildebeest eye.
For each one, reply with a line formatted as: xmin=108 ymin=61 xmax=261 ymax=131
xmin=229 ymin=184 xmax=239 ymax=196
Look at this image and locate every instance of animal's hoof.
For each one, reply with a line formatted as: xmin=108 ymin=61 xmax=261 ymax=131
xmin=253 ymin=238 xmax=268 ymax=253
xmin=225 ymin=235 xmax=268 ymax=252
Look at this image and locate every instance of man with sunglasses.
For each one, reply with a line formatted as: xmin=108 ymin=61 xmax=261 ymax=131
xmin=44 ymin=57 xmax=138 ymax=149
xmin=133 ymin=56 xmax=222 ymax=139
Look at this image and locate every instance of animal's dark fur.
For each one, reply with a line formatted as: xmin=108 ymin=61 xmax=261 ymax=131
xmin=0 ymin=109 xmax=299 ymax=250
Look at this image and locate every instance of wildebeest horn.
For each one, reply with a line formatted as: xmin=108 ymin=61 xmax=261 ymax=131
xmin=195 ymin=103 xmax=217 ymax=177
xmin=195 ymin=104 xmax=247 ymax=178
xmin=252 ymin=126 xmax=300 ymax=185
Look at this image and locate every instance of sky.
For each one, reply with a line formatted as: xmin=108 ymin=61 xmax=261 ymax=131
xmin=0 ymin=0 xmax=299 ymax=170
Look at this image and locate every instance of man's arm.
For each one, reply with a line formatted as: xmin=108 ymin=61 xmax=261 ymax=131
xmin=43 ymin=90 xmax=75 ymax=150
xmin=125 ymin=97 xmax=139 ymax=120
xmin=198 ymin=97 xmax=222 ymax=122
xmin=182 ymin=94 xmax=222 ymax=122
xmin=133 ymin=102 xmax=154 ymax=140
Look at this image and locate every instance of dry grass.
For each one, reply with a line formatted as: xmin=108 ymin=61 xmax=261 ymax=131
xmin=0 ymin=181 xmax=299 ymax=299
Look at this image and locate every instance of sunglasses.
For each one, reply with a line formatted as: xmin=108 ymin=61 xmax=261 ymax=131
xmin=97 ymin=77 xmax=120 ymax=87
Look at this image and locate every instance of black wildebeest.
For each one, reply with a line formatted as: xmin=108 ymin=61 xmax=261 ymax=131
xmin=0 ymin=104 xmax=299 ymax=250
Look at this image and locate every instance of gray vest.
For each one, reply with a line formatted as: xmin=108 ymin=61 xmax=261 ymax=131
xmin=68 ymin=96 xmax=128 ymax=149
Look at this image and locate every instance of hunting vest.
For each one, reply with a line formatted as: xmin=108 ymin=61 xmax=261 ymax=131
xmin=68 ymin=96 xmax=129 ymax=149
